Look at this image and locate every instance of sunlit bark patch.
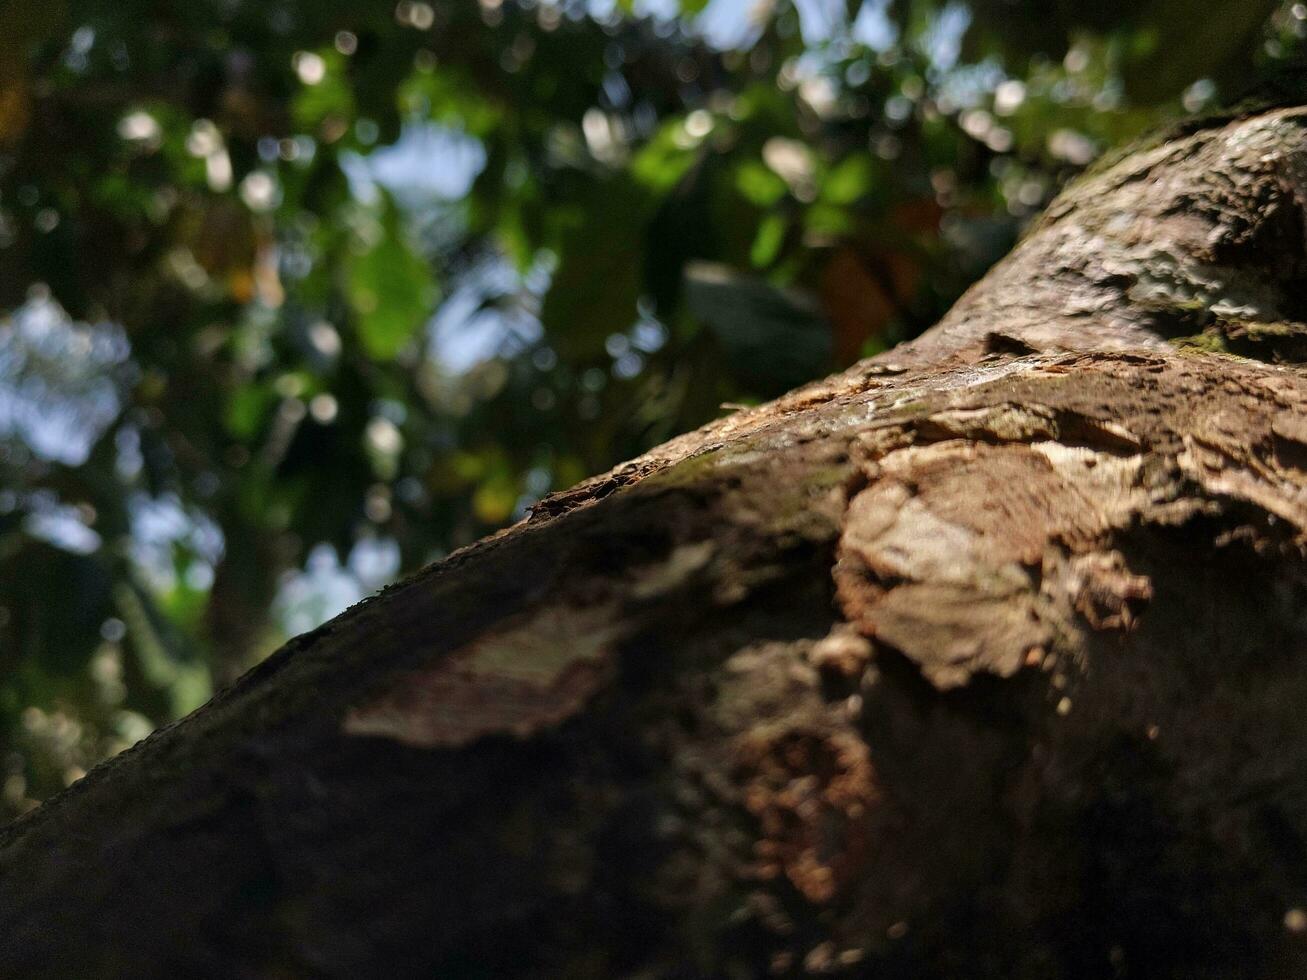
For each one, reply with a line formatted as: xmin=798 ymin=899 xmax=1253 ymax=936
xmin=343 ymin=603 xmax=623 ymax=748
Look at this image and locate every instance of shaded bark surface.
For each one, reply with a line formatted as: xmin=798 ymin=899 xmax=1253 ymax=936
xmin=6 ymin=108 xmax=1307 ymax=979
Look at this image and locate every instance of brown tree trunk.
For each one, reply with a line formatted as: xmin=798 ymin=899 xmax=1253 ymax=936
xmin=6 ymin=106 xmax=1307 ymax=980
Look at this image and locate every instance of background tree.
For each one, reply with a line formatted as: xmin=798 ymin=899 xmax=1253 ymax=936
xmin=0 ymin=0 xmax=1298 ymax=818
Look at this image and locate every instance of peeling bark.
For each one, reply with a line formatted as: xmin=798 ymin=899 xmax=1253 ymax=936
xmin=6 ymin=108 xmax=1307 ymax=979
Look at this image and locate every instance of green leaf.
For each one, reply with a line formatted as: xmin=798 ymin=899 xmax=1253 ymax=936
xmin=735 ymin=159 xmax=788 ymax=207
xmin=631 ymin=120 xmax=701 ymax=193
xmin=750 ymin=213 xmax=787 ymax=268
xmin=804 ymin=203 xmax=855 ymax=236
xmin=398 ymin=66 xmax=503 ymax=137
xmin=684 ymin=261 xmax=832 ymax=393
xmin=224 ymin=383 xmax=276 ymax=440
xmin=821 ymin=156 xmax=877 ymax=206
xmin=346 ymin=202 xmax=438 ymax=361
xmin=291 ymin=48 xmax=353 ymax=132
xmin=540 ymin=179 xmax=652 ymax=359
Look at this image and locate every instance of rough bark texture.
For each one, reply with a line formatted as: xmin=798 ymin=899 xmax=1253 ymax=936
xmin=7 ymin=107 xmax=1307 ymax=979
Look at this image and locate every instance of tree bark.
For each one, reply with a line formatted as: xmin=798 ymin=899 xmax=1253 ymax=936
xmin=6 ymin=107 xmax=1307 ymax=979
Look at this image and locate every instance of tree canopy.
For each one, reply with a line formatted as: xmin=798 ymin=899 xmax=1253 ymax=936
xmin=0 ymin=0 xmax=1299 ymax=818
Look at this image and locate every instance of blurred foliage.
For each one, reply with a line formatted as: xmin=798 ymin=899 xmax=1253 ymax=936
xmin=0 ymin=0 xmax=1300 ymax=817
